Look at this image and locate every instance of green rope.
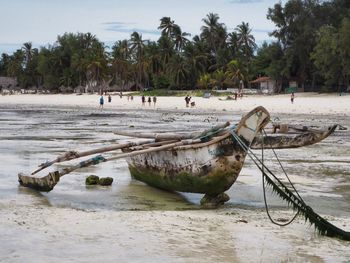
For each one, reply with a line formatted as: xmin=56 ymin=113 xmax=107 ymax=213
xmin=260 ymin=130 xmax=299 ymax=226
xmin=230 ymin=130 xmax=350 ymax=241
xmin=262 ymin=129 xmax=305 ymax=203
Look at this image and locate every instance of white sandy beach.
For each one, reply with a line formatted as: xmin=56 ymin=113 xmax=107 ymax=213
xmin=0 ymin=92 xmax=349 ymax=263
xmin=1 ymin=92 xmax=350 ymax=115
xmin=1 ymin=198 xmax=348 ymax=263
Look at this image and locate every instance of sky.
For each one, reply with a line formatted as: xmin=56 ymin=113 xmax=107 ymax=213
xmin=0 ymin=0 xmax=285 ymax=54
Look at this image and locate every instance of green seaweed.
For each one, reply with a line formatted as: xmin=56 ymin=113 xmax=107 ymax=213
xmin=85 ymin=175 xmax=99 ymax=185
xmin=99 ymin=177 xmax=114 ymax=186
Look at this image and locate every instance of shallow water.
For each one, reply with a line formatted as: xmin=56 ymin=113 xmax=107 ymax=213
xmin=0 ymin=103 xmax=349 ymax=262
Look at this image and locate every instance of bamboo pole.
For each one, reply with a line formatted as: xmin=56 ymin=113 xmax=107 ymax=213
xmin=31 ymin=139 xmax=155 ymax=175
xmin=113 ymin=122 xmax=230 ymax=141
xmin=174 ymin=131 xmax=231 ymax=150
xmin=114 ymin=130 xmax=192 ymax=140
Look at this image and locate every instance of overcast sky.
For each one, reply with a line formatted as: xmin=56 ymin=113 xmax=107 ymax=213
xmin=0 ymin=0 xmax=285 ymax=54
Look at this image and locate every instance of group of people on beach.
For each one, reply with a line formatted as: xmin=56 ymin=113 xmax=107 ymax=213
xmin=99 ymin=91 xmax=296 ymax=111
xmin=141 ymin=95 xmax=157 ymax=107
xmin=99 ymin=93 xmax=198 ymax=110
xmin=185 ymin=95 xmax=196 ymax=107
xmin=98 ymin=92 xmax=132 ymax=110
xmin=99 ymin=93 xmax=158 ymax=110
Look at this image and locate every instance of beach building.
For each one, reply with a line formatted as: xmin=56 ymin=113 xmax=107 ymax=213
xmin=287 ymin=79 xmax=304 ymax=93
xmin=250 ymin=76 xmax=276 ymax=94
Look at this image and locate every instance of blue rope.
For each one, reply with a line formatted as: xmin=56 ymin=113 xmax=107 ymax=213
xmin=79 ymin=155 xmax=107 ymax=168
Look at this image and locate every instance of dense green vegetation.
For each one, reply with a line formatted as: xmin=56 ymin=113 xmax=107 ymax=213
xmin=0 ymin=0 xmax=349 ymax=93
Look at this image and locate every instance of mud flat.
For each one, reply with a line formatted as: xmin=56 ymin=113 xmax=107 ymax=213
xmin=0 ymin=94 xmax=349 ymax=262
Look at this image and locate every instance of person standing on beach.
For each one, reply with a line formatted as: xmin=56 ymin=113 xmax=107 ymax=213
xmin=148 ymin=96 xmax=152 ymax=106
xmin=291 ymin=92 xmax=295 ymax=104
xmin=185 ymin=96 xmax=191 ymax=107
xmin=153 ymin=96 xmax=157 ymax=107
xmin=108 ymin=94 xmax=112 ymax=103
xmin=142 ymin=95 xmax=145 ymax=106
xmin=238 ymin=80 xmax=244 ymax=98
xmin=99 ymin=95 xmax=104 ymax=111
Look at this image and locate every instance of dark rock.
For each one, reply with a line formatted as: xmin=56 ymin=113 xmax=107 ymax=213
xmin=200 ymin=193 xmax=230 ymax=208
xmin=99 ymin=177 xmax=113 ymax=186
xmin=85 ymin=175 xmax=99 ymax=185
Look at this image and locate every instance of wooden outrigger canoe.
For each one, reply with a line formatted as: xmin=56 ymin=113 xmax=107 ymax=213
xmin=18 ymin=106 xmax=337 ymax=206
xmin=122 ymin=106 xmax=270 ymax=207
xmin=251 ymin=124 xmax=337 ymax=149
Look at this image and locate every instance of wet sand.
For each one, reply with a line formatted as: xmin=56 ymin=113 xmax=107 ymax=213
xmin=0 ymin=94 xmax=349 ymax=262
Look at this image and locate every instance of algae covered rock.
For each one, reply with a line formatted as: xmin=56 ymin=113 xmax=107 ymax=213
xmin=85 ymin=175 xmax=100 ymax=185
xmin=98 ymin=177 xmax=113 ymax=186
xmin=200 ymin=193 xmax=230 ymax=208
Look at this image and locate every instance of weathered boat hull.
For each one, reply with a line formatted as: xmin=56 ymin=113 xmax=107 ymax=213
xmin=125 ymin=106 xmax=270 ymax=206
xmin=128 ymin=136 xmax=244 ymax=196
xmin=251 ymin=125 xmax=337 ymax=149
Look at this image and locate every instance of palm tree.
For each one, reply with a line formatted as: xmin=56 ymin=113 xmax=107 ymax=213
xmin=227 ymin=32 xmax=239 ymax=59
xmin=130 ymin=32 xmax=147 ymax=61
xmin=83 ymin=32 xmax=97 ymax=49
xmin=235 ymin=22 xmax=257 ymax=88
xmin=158 ymin=17 xmax=175 ymax=37
xmin=235 ymin=22 xmax=257 ymax=60
xmin=112 ymin=40 xmax=131 ymax=90
xmin=211 ymin=69 xmax=227 ymax=89
xmin=145 ymin=41 xmax=162 ymax=76
xmin=7 ymin=49 xmax=24 ymax=77
xmin=167 ymin=54 xmax=190 ymax=88
xmin=21 ymin=42 xmax=40 ymax=88
xmin=85 ymin=41 xmax=108 ymax=92
xmin=157 ymin=35 xmax=175 ymax=70
xmin=22 ymin=42 xmax=34 ymax=67
xmin=200 ymin=13 xmax=226 ymax=57
xmin=0 ymin=53 xmax=10 ymax=75
xmin=172 ymin=25 xmax=191 ymax=51
xmin=129 ymin=32 xmax=148 ymax=89
xmin=183 ymin=42 xmax=208 ymax=85
xmin=225 ymin=60 xmax=244 ymax=87
xmin=60 ymin=68 xmax=74 ymax=87
xmin=197 ymin=73 xmax=211 ymax=89
xmin=71 ymin=51 xmax=86 ymax=87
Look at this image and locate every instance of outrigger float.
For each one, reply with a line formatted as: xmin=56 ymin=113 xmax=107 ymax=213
xmin=18 ymin=106 xmax=349 ymax=241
